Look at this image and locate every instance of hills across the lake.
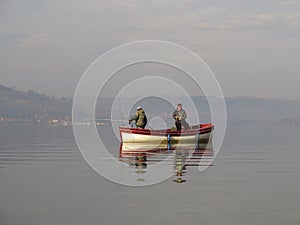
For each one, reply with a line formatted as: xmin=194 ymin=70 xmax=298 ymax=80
xmin=0 ymin=84 xmax=299 ymax=126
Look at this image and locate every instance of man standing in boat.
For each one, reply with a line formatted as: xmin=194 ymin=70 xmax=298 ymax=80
xmin=172 ymin=103 xmax=189 ymax=131
xmin=129 ymin=106 xmax=147 ymax=129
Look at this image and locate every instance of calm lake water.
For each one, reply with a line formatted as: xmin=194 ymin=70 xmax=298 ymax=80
xmin=0 ymin=123 xmax=300 ymax=225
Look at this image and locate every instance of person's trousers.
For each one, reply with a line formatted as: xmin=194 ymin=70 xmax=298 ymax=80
xmin=175 ymin=120 xmax=189 ymax=131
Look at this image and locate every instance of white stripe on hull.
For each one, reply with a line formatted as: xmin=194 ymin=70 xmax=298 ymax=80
xmin=121 ymin=131 xmax=211 ymax=144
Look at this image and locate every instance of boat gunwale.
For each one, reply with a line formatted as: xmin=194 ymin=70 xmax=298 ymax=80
xmin=119 ymin=123 xmax=214 ymax=137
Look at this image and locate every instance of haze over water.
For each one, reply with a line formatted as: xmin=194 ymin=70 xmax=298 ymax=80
xmin=0 ymin=123 xmax=299 ymax=225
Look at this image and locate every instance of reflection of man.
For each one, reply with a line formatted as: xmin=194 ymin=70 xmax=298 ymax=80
xmin=172 ymin=103 xmax=189 ymax=131
xmin=129 ymin=106 xmax=147 ymax=129
xmin=173 ymin=151 xmax=187 ymax=184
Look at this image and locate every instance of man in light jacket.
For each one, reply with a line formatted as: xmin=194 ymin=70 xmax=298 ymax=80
xmin=172 ymin=103 xmax=189 ymax=131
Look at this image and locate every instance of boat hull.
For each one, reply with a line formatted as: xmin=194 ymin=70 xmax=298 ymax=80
xmin=119 ymin=123 xmax=213 ymax=145
xmin=120 ymin=142 xmax=212 ymax=152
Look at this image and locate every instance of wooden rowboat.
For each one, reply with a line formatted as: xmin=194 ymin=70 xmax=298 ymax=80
xmin=119 ymin=123 xmax=214 ymax=145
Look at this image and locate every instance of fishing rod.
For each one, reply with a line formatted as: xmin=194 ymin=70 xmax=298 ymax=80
xmin=94 ymin=119 xmax=126 ymax=122
xmin=79 ymin=118 xmax=126 ymax=122
xmin=117 ymin=99 xmax=126 ymax=126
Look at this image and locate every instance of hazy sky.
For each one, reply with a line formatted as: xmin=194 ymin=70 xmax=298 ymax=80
xmin=1 ymin=0 xmax=300 ymax=99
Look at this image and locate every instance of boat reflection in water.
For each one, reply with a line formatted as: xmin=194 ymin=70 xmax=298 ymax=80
xmin=119 ymin=141 xmax=214 ymax=184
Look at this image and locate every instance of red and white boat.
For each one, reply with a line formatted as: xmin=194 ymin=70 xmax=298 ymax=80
xmin=119 ymin=123 xmax=214 ymax=145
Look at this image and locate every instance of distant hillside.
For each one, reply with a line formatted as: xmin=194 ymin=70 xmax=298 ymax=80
xmin=0 ymin=85 xmax=72 ymax=119
xmin=278 ymin=117 xmax=300 ymax=126
xmin=225 ymin=96 xmax=300 ymax=124
xmin=1 ymin=84 xmax=300 ymax=125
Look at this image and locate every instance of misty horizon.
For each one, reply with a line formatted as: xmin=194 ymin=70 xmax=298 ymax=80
xmin=2 ymin=83 xmax=300 ymax=102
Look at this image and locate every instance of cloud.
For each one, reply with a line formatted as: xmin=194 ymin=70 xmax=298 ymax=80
xmin=216 ymin=11 xmax=300 ymax=29
xmin=152 ymin=10 xmax=300 ymax=31
xmin=103 ymin=1 xmax=300 ymax=32
xmin=276 ymin=0 xmax=300 ymax=5
xmin=17 ymin=33 xmax=50 ymax=48
xmin=1 ymin=0 xmax=300 ymax=98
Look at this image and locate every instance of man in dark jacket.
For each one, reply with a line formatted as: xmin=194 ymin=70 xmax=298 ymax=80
xmin=129 ymin=106 xmax=147 ymax=129
xmin=172 ymin=103 xmax=189 ymax=131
